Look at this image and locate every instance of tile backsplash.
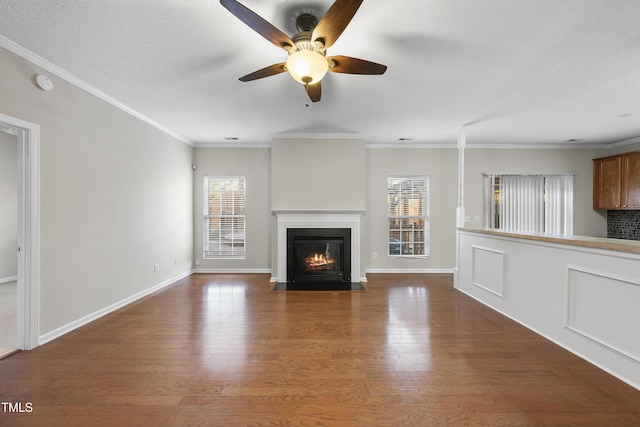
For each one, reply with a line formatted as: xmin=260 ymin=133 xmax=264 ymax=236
xmin=607 ymin=210 xmax=640 ymax=240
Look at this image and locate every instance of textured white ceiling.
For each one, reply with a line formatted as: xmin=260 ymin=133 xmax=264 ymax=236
xmin=1 ymin=0 xmax=640 ymax=147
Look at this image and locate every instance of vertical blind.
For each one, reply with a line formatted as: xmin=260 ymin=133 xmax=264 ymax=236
xmin=485 ymin=174 xmax=573 ymax=235
xmin=203 ymin=176 xmax=246 ymax=258
xmin=544 ymin=174 xmax=574 ymax=235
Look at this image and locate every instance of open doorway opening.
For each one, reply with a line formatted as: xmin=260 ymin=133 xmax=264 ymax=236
xmin=0 ymin=113 xmax=40 ymax=355
xmin=0 ymin=125 xmax=18 ymax=357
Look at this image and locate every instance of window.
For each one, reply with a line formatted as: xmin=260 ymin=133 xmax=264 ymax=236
xmin=387 ymin=176 xmax=430 ymax=257
xmin=485 ymin=174 xmax=573 ymax=235
xmin=204 ymin=176 xmax=246 ymax=258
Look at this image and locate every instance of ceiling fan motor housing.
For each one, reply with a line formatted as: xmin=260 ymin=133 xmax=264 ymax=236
xmin=295 ymin=13 xmax=318 ymax=32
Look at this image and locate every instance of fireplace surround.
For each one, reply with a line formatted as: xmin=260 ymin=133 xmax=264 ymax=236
xmin=272 ymin=210 xmax=364 ymax=284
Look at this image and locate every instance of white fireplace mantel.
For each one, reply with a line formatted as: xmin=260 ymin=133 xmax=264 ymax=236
xmin=272 ymin=210 xmax=365 ymax=283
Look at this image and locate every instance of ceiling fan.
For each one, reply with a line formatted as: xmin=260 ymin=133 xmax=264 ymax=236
xmin=220 ymin=0 xmax=387 ymax=102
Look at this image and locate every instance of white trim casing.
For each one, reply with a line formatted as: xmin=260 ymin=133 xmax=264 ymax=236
xmin=0 ymin=113 xmax=40 ymax=350
xmin=273 ymin=210 xmax=365 ymax=283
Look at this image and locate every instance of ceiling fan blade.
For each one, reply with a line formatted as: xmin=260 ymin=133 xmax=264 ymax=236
xmin=312 ymin=0 xmax=363 ymax=49
xmin=328 ymin=55 xmax=387 ymax=75
xmin=220 ymin=0 xmax=294 ymax=49
xmin=305 ymin=81 xmax=322 ymax=103
xmin=239 ymin=63 xmax=287 ymax=82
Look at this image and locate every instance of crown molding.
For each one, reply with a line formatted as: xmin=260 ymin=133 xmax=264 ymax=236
xmin=367 ymin=143 xmax=457 ymax=149
xmin=605 ymin=135 xmax=640 ymax=150
xmin=0 ymin=35 xmax=193 ymax=146
xmin=366 ymin=142 xmax=611 ymax=149
xmin=194 ymin=141 xmax=271 ymax=149
xmin=269 ymin=132 xmax=367 ymax=140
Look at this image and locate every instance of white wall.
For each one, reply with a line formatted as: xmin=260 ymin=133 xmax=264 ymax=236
xmin=366 ymin=148 xmax=458 ymax=272
xmin=0 ymin=130 xmax=17 ymax=280
xmin=0 ymin=47 xmax=194 ymax=339
xmin=193 ymin=147 xmax=271 ymax=271
xmin=271 ymin=137 xmax=366 ymax=210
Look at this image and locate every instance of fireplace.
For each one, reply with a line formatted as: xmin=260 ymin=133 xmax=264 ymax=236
xmin=287 ymin=228 xmax=351 ymax=283
xmin=273 ymin=210 xmax=363 ymax=284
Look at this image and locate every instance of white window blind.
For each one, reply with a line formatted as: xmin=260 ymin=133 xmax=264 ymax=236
xmin=204 ymin=176 xmax=246 ymax=258
xmin=387 ymin=176 xmax=430 ymax=257
xmin=485 ymin=174 xmax=573 ymax=235
xmin=544 ymin=174 xmax=574 ymax=235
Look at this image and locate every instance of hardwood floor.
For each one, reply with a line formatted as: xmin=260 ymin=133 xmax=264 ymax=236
xmin=1 ymin=273 xmax=639 ymax=426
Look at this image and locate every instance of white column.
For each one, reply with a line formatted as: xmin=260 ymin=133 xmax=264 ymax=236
xmin=456 ymin=126 xmax=466 ymax=228
xmin=454 ymin=126 xmax=467 ymax=289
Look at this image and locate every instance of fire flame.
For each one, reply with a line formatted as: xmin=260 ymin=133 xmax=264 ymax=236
xmin=305 ymin=253 xmax=335 ymax=269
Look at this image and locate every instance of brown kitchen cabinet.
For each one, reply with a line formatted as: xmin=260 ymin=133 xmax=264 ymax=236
xmin=593 ymin=150 xmax=640 ymax=209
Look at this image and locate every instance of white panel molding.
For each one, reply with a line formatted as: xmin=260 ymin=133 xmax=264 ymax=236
xmin=457 ymin=230 xmax=640 ymax=390
xmin=471 ymin=245 xmax=505 ymax=297
xmin=39 ymin=270 xmax=193 ymax=346
xmin=458 ymin=286 xmax=640 ymax=391
xmin=565 ymin=265 xmax=640 ymax=365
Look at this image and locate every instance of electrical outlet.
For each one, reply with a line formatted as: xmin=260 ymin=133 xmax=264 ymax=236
xmin=195 ymin=259 xmax=200 ymax=266
xmin=154 ymin=263 xmax=160 ymax=272
xmin=174 ymin=258 xmax=179 ymax=265
xmin=372 ymin=251 xmax=378 ymax=258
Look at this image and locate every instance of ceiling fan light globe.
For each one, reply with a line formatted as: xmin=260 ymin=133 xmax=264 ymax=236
xmin=286 ymin=50 xmax=328 ymax=85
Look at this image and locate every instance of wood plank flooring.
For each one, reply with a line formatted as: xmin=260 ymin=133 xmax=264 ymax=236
xmin=1 ymin=273 xmax=639 ymax=426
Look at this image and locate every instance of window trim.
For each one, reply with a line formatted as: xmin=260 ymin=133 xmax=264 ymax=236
xmin=203 ymin=175 xmax=246 ymax=259
xmin=387 ymin=175 xmax=430 ymax=258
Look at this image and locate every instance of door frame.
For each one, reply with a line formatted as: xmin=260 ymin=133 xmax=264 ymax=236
xmin=0 ymin=113 xmax=40 ymax=350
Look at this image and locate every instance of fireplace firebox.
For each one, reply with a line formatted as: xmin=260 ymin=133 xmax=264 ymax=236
xmin=287 ymin=228 xmax=351 ymax=283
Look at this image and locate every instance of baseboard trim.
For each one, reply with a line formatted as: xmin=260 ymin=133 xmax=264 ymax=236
xmin=0 ymin=276 xmax=17 ymax=284
xmin=38 ymin=270 xmax=193 ymax=346
xmin=365 ymin=268 xmax=455 ymax=274
xmin=193 ymin=268 xmax=272 ymax=274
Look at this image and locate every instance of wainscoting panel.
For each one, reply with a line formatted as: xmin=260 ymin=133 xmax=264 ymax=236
xmin=471 ymin=245 xmax=505 ymax=297
xmin=566 ymin=266 xmax=640 ymax=364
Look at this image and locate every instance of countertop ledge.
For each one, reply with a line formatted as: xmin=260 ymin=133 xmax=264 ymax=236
xmin=458 ymin=228 xmax=640 ymax=255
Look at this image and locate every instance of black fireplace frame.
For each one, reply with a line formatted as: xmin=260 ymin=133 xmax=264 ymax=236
xmin=287 ymin=228 xmax=351 ymax=283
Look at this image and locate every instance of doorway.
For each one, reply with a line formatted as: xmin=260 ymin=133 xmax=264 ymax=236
xmin=0 ymin=126 xmax=18 ymax=356
xmin=0 ymin=113 xmax=40 ymax=354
